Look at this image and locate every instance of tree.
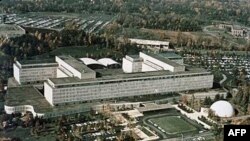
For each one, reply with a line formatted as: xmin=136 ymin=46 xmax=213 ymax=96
xmin=207 ymin=97 xmax=213 ymax=105
xmin=190 ymin=94 xmax=195 ymax=108
xmin=233 ymin=86 xmax=244 ymax=105
xmin=172 ymin=97 xmax=178 ymax=104
xmin=240 ymin=84 xmax=250 ymax=114
xmin=226 ymin=92 xmax=232 ymax=99
xmin=181 ymin=95 xmax=188 ymax=105
xmin=214 ymin=94 xmax=221 ymax=102
xmin=212 ymin=124 xmax=223 ymax=141
xmin=203 ymin=97 xmax=209 ymax=105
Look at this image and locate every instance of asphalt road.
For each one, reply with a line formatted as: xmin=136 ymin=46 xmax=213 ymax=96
xmin=203 ymin=25 xmax=240 ymax=47
xmin=160 ymin=131 xmax=214 ymax=141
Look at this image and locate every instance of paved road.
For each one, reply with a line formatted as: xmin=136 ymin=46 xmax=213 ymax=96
xmin=160 ymin=132 xmax=214 ymax=141
xmin=219 ymin=73 xmax=229 ymax=93
xmin=203 ymin=26 xmax=240 ymax=46
xmin=219 ymin=74 xmax=227 ymax=85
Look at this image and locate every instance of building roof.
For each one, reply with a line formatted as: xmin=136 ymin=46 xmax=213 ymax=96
xmin=98 ymin=58 xmax=119 ymax=66
xmin=57 ymin=55 xmax=95 ymax=73
xmin=232 ymin=25 xmax=244 ymax=30
xmin=210 ymin=100 xmax=234 ymax=118
xmin=0 ymin=24 xmax=25 ymax=38
xmin=129 ymin=38 xmax=169 ymax=46
xmin=141 ymin=52 xmax=183 ymax=67
xmin=48 ymin=67 xmax=210 ymax=86
xmin=5 ymin=86 xmax=101 ymax=116
xmin=137 ymin=103 xmax=173 ymax=112
xmin=5 ymin=86 xmax=53 ymax=113
xmin=80 ymin=58 xmax=104 ymax=66
xmin=19 ymin=58 xmax=56 ymax=65
xmin=125 ymin=55 xmax=143 ymax=62
xmin=158 ymin=52 xmax=182 ymax=60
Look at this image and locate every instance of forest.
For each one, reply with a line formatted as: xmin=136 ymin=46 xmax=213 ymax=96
xmin=1 ymin=0 xmax=250 ymax=31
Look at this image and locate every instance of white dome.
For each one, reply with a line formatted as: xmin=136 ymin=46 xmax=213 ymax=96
xmin=79 ymin=58 xmax=103 ymax=66
xmin=210 ymin=100 xmax=234 ymax=118
xmin=98 ymin=58 xmax=119 ymax=66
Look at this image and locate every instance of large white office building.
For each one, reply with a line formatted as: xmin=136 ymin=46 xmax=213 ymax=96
xmin=129 ymin=38 xmax=170 ymax=51
xmin=13 ymin=59 xmax=58 ymax=84
xmin=6 ymin=52 xmax=213 ymax=116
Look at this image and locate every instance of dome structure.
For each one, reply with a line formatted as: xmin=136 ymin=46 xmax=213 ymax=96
xmin=98 ymin=58 xmax=119 ymax=66
xmin=79 ymin=58 xmax=103 ymax=66
xmin=79 ymin=58 xmax=105 ymax=69
xmin=98 ymin=58 xmax=120 ymax=68
xmin=210 ymin=100 xmax=234 ymax=118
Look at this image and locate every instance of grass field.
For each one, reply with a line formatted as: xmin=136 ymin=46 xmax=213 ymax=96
xmin=150 ymin=116 xmax=197 ymax=134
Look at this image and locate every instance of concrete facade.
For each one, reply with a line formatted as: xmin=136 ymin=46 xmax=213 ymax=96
xmin=129 ymin=38 xmax=169 ymax=51
xmin=13 ymin=61 xmax=57 ymax=84
xmin=7 ymin=52 xmax=214 ymax=115
xmin=122 ymin=52 xmax=185 ymax=73
xmin=45 ymin=72 xmax=213 ymax=106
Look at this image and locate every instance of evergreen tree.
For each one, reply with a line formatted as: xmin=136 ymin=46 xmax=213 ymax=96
xmin=214 ymin=94 xmax=221 ymax=102
xmin=226 ymin=92 xmax=232 ymax=99
xmin=207 ymin=97 xmax=213 ymax=105
xmin=204 ymin=97 xmax=209 ymax=105
xmin=233 ymin=86 xmax=244 ymax=105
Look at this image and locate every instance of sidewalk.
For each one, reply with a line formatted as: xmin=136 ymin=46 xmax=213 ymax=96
xmin=173 ymin=105 xmax=211 ymax=129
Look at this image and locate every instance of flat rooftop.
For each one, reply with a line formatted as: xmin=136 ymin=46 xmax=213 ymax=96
xmin=158 ymin=52 xmax=182 ymax=59
xmin=48 ymin=67 xmax=210 ymax=85
xmin=129 ymin=38 xmax=169 ymax=45
xmin=19 ymin=58 xmax=56 ymax=65
xmin=142 ymin=52 xmax=183 ymax=67
xmin=5 ymin=86 xmax=53 ymax=113
xmin=137 ymin=103 xmax=173 ymax=112
xmin=57 ymin=55 xmax=95 ymax=73
xmin=0 ymin=24 xmax=25 ymax=36
xmin=5 ymin=86 xmax=101 ymax=115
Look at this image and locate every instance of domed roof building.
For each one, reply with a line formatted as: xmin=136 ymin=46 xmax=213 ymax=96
xmin=210 ymin=100 xmax=234 ymax=118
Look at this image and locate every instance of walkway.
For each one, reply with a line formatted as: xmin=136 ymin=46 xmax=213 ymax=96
xmin=203 ymin=25 xmax=240 ymax=46
xmin=160 ymin=131 xmax=214 ymax=141
xmin=220 ymin=73 xmax=229 ymax=93
xmin=172 ymin=105 xmax=212 ymax=129
xmin=219 ymin=74 xmax=227 ymax=85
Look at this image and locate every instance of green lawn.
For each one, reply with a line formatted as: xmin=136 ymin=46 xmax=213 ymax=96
xmin=150 ymin=116 xmax=197 ymax=134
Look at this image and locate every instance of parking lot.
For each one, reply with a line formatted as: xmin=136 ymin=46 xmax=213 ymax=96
xmin=4 ymin=13 xmax=113 ymax=33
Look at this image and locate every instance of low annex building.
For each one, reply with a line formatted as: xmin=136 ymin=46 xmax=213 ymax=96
xmin=6 ymin=52 xmax=214 ymax=117
xmin=129 ymin=38 xmax=170 ymax=51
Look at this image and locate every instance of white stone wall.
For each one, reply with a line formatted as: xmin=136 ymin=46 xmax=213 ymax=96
xmin=19 ymin=67 xmax=57 ymax=84
xmin=44 ymin=82 xmax=54 ymax=106
xmin=140 ymin=52 xmax=182 ymax=72
xmin=14 ymin=63 xmax=57 ymax=84
xmin=13 ymin=63 xmax=21 ymax=84
xmin=56 ymin=56 xmax=82 ymax=79
xmin=48 ymin=74 xmax=213 ymax=105
xmin=122 ymin=58 xmax=133 ymax=73
xmin=57 ymin=68 xmax=70 ymax=78
xmin=4 ymin=105 xmax=45 ymax=117
xmin=142 ymin=63 xmax=157 ymax=72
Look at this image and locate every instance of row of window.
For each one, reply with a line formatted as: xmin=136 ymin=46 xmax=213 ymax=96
xmin=56 ymin=73 xmax=212 ymax=88
xmin=21 ymin=64 xmax=58 ymax=69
